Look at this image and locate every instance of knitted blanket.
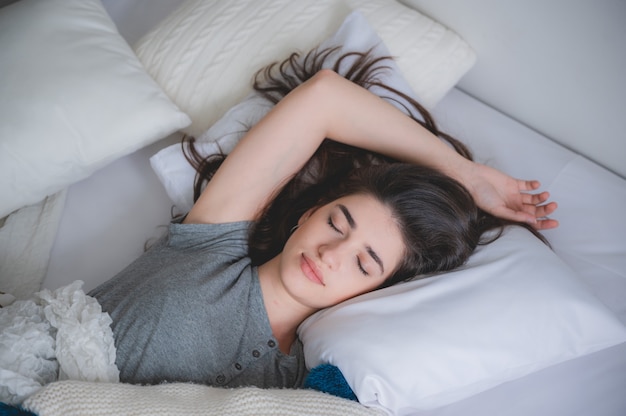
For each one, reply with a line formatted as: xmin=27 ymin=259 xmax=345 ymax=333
xmin=23 ymin=380 xmax=385 ymax=416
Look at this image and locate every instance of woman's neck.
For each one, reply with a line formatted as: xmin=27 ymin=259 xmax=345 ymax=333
xmin=257 ymin=255 xmax=316 ymax=354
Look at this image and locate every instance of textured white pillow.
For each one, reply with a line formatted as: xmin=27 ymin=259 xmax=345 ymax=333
xmin=0 ymin=0 xmax=191 ymax=218
xmin=149 ymin=11 xmax=419 ymax=213
xmin=134 ymin=0 xmax=475 ymax=138
xmin=298 ymin=227 xmax=626 ymax=414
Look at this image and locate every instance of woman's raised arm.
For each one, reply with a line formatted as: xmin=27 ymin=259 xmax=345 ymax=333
xmin=184 ymin=69 xmax=557 ymax=229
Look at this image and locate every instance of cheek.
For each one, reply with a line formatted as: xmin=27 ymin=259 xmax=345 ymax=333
xmin=341 ymin=275 xmax=383 ymax=299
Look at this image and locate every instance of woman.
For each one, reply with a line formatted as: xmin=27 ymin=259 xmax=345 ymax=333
xmin=89 ymin=49 xmax=557 ymax=390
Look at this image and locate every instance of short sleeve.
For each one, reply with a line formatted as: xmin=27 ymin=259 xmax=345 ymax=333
xmin=167 ymin=220 xmax=253 ymax=257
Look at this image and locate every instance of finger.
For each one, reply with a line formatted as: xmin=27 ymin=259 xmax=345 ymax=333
xmin=525 ymin=201 xmax=558 ymax=218
xmin=533 ymin=217 xmax=559 ymax=230
xmin=520 ymin=192 xmax=542 ymax=206
xmin=494 ymin=206 xmax=537 ymax=226
xmin=533 ymin=191 xmax=551 ymax=204
xmin=518 ymin=179 xmax=541 ymax=192
xmin=534 ymin=201 xmax=558 ymax=218
xmin=521 ymin=190 xmax=550 ymax=205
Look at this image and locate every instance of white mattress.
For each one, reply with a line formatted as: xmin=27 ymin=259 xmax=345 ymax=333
xmin=40 ymin=1 xmax=626 ymax=414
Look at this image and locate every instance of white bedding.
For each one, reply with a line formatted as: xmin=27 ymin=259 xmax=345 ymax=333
xmin=38 ymin=87 xmax=626 ymax=416
xmin=0 ymin=281 xmax=380 ymax=416
xmin=2 ymin=0 xmax=625 ymax=414
xmin=24 ymin=380 xmax=383 ymax=416
xmin=41 ymin=89 xmax=626 ymax=328
xmin=0 ymin=281 xmax=118 ymax=404
xmin=0 ymin=191 xmax=66 ymax=301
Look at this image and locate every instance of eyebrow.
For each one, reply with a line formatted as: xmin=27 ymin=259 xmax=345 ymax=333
xmin=337 ymin=204 xmax=385 ymax=274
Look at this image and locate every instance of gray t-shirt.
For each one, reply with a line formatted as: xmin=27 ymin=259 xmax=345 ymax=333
xmin=89 ymin=220 xmax=307 ymax=388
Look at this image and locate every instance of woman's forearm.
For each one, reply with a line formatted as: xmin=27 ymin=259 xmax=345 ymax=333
xmin=316 ymin=69 xmax=474 ymax=183
xmin=312 ymin=71 xmax=558 ymax=229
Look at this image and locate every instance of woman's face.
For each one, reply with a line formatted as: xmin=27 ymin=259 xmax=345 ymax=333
xmin=279 ymin=193 xmax=405 ymax=310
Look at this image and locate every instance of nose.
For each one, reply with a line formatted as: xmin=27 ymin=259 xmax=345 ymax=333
xmin=318 ymin=240 xmax=346 ymax=270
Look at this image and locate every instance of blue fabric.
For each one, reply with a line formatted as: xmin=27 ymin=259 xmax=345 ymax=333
xmin=0 ymin=403 xmax=36 ymax=416
xmin=303 ymin=363 xmax=357 ymax=401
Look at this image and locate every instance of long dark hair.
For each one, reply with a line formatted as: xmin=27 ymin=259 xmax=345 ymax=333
xmin=183 ymin=47 xmax=546 ymax=285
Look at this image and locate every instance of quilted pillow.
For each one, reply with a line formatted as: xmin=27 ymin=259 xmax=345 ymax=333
xmin=133 ymin=0 xmax=475 ymax=137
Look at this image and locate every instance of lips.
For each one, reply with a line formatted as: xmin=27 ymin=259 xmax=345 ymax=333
xmin=301 ymin=254 xmax=325 ymax=286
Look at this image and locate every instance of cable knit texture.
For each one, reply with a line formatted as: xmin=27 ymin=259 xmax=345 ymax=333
xmin=133 ymin=0 xmax=475 ymax=137
xmin=23 ymin=380 xmax=385 ymax=416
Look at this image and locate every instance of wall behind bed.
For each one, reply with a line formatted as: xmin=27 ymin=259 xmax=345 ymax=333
xmin=404 ymin=0 xmax=626 ymax=179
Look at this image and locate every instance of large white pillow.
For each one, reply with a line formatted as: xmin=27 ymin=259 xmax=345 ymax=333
xmin=133 ymin=0 xmax=475 ymax=138
xmin=0 ymin=0 xmax=191 ymax=218
xmin=149 ymin=10 xmax=421 ymax=214
xmin=298 ymin=227 xmax=626 ymax=414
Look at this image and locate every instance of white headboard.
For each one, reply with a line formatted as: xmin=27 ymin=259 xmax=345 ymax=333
xmin=403 ymin=0 xmax=626 ymax=178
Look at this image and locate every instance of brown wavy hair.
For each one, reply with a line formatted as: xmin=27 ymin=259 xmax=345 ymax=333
xmin=183 ymin=47 xmax=546 ymax=286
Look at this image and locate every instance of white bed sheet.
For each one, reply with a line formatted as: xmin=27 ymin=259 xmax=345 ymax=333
xmin=0 ymin=190 xmax=66 ymax=300
xmin=42 ymin=86 xmax=626 ymax=416
xmin=432 ymin=89 xmax=626 ymax=327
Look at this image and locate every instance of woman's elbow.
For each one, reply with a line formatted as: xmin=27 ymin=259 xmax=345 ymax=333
xmin=306 ymin=68 xmax=341 ymax=92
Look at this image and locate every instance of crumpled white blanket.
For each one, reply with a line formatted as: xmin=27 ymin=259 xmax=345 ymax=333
xmin=0 ymin=280 xmax=119 ymax=405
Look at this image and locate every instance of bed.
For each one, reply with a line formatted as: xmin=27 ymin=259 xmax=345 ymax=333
xmin=1 ymin=0 xmax=625 ymax=415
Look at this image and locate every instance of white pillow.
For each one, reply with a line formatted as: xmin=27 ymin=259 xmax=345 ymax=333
xmin=0 ymin=0 xmax=191 ymax=218
xmin=150 ymin=10 xmax=424 ymax=214
xmin=298 ymin=227 xmax=626 ymax=414
xmin=133 ymin=0 xmax=475 ymax=138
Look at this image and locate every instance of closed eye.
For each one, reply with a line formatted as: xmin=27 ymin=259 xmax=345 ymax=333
xmin=328 ymin=216 xmax=342 ymax=234
xmin=335 ymin=203 xmax=385 ymax=276
xmin=357 ymin=258 xmax=369 ymax=276
xmin=330 ymin=213 xmax=372 ymax=276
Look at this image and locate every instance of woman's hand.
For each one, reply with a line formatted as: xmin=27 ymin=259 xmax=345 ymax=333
xmin=460 ymin=162 xmax=559 ymax=230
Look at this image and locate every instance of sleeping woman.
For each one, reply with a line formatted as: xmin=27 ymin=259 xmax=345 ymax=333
xmin=88 ymin=48 xmax=558 ymax=389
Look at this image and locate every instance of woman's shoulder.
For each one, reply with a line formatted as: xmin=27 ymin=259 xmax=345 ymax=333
xmin=166 ymin=217 xmax=254 ymax=256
